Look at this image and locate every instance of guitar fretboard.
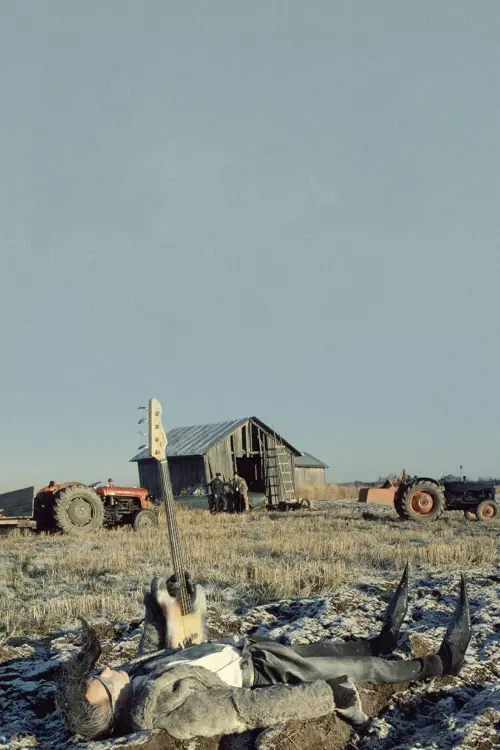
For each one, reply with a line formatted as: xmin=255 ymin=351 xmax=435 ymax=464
xmin=158 ymin=459 xmax=190 ymax=615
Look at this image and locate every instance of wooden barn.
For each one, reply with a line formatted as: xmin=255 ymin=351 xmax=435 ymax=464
xmin=294 ymin=452 xmax=328 ymax=486
xmin=130 ymin=416 xmax=301 ymax=502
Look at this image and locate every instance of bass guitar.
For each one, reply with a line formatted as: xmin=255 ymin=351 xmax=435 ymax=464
xmin=144 ymin=398 xmax=207 ymax=648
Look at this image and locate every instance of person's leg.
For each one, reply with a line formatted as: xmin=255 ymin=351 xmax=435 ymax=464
xmin=294 ymin=564 xmax=410 ymax=659
xmin=303 ymin=652 xmax=442 ymax=685
xmin=293 ymin=575 xmax=470 ymax=687
xmin=242 ymin=490 xmax=249 ymax=512
xmin=293 ymin=640 xmax=379 ymax=659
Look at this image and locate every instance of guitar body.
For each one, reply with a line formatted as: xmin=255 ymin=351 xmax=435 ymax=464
xmin=147 ymin=398 xmax=208 ymax=649
xmin=158 ymin=585 xmax=207 ymax=649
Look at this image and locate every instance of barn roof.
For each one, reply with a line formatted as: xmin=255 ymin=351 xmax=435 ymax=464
xmin=130 ymin=416 xmax=301 ymax=461
xmin=295 ymin=452 xmax=329 ymax=469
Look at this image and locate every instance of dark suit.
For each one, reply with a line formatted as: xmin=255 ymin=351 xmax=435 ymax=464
xmin=209 ymin=477 xmax=225 ymax=512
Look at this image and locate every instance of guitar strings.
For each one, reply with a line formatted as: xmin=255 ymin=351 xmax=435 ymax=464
xmin=162 ymin=461 xmax=190 ymax=614
xmin=160 ymin=465 xmax=260 ymax=682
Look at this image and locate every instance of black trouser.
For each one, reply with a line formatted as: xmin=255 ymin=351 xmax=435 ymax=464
xmin=249 ymin=636 xmax=443 ymax=687
xmin=209 ymin=494 xmax=225 ymax=513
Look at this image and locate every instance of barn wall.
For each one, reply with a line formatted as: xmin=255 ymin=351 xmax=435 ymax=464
xmin=137 ymin=460 xmax=162 ymax=499
xmin=205 ymin=437 xmax=234 ymax=481
xmin=137 ymin=457 xmax=206 ymax=497
xmin=294 ymin=467 xmax=326 ymax=486
xmin=232 ymin=428 xmax=243 ymax=458
xmin=169 ymin=457 xmax=206 ymax=494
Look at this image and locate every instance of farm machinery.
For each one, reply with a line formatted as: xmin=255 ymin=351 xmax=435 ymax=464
xmin=358 ymin=469 xmax=499 ymax=522
xmin=0 ymin=481 xmax=159 ymax=534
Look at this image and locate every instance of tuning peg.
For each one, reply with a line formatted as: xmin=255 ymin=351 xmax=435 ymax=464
xmin=137 ymin=444 xmax=147 ymax=451
xmin=138 ymin=417 xmax=148 ymax=424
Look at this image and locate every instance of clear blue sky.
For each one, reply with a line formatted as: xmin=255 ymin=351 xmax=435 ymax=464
xmin=1 ymin=1 xmax=499 ymax=491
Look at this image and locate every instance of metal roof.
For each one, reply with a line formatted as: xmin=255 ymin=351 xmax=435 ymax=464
xmin=295 ymin=452 xmax=329 ymax=469
xmin=130 ymin=416 xmax=301 ymax=461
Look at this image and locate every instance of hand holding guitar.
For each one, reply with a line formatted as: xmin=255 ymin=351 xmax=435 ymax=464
xmin=151 ymin=572 xmax=206 ymax=648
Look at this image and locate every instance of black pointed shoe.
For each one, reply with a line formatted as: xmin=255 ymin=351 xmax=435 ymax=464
xmin=438 ymin=575 xmax=471 ymax=675
xmin=377 ymin=563 xmax=409 ymax=653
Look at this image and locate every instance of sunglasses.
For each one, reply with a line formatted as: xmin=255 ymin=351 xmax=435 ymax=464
xmin=92 ymin=674 xmax=116 ymax=716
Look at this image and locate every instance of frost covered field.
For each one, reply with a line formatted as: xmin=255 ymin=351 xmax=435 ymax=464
xmin=1 ymin=502 xmax=499 ymax=750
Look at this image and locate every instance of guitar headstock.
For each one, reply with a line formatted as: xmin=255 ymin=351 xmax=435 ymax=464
xmin=148 ymin=398 xmax=168 ymax=462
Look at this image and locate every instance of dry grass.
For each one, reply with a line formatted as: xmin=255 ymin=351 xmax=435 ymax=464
xmin=296 ymin=484 xmax=361 ymax=501
xmin=0 ymin=502 xmax=498 ymax=637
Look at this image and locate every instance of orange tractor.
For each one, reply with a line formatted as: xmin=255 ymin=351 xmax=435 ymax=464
xmin=0 ymin=481 xmax=159 ymax=534
xmin=358 ymin=469 xmax=499 ymax=523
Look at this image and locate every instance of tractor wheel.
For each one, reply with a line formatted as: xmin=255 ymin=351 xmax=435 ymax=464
xmin=399 ymin=481 xmax=445 ymax=522
xmin=54 ymin=485 xmax=104 ymax=535
xmin=476 ymin=500 xmax=499 ymax=522
xmin=133 ymin=509 xmax=159 ymax=532
xmin=463 ymin=510 xmax=477 ymax=521
xmin=394 ymin=494 xmax=407 ymax=519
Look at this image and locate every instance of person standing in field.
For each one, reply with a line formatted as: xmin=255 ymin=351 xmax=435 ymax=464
xmin=209 ymin=473 xmax=225 ymax=513
xmin=232 ymin=471 xmax=249 ymax=512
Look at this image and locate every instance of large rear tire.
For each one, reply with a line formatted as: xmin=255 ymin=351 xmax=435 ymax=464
xmin=54 ymin=485 xmax=104 ymax=534
xmin=476 ymin=500 xmax=498 ymax=522
xmin=399 ymin=481 xmax=445 ymax=522
xmin=394 ymin=494 xmax=406 ymax=519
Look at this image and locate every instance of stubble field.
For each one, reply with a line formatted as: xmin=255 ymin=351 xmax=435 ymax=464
xmin=1 ymin=500 xmax=499 ymax=750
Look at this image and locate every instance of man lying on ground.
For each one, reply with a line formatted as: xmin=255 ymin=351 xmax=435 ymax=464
xmin=57 ymin=565 xmax=471 ymax=742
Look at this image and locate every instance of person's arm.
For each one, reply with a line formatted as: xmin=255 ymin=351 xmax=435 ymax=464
xmin=137 ymin=577 xmax=166 ymax=655
xmin=132 ymin=667 xmax=368 ymax=739
xmin=137 ymin=573 xmax=203 ymax=655
xmin=134 ymin=677 xmax=334 ymax=739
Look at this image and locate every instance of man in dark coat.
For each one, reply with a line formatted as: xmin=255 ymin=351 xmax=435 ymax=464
xmin=57 ymin=566 xmax=471 ymax=742
xmin=209 ymin=473 xmax=225 ymax=513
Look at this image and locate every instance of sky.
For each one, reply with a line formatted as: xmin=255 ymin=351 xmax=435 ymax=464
xmin=1 ymin=1 xmax=500 ymax=491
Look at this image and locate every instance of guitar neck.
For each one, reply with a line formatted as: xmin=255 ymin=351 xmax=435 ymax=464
xmin=157 ymin=459 xmax=190 ymax=615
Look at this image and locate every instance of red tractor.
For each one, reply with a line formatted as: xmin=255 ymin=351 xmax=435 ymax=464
xmin=0 ymin=481 xmax=159 ymax=534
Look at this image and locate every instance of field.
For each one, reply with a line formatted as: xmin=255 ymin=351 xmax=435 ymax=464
xmin=1 ymin=500 xmax=499 ymax=750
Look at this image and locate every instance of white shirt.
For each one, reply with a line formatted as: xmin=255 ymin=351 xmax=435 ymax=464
xmin=162 ymin=644 xmax=243 ymax=687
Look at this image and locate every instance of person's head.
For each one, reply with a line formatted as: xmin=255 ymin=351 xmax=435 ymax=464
xmin=234 ymin=471 xmax=239 ymax=478
xmin=107 ymin=478 xmax=113 ymax=484
xmin=57 ymin=618 xmax=131 ymax=740
xmin=48 ymin=480 xmax=55 ymax=488
xmin=216 ymin=472 xmax=221 ymax=478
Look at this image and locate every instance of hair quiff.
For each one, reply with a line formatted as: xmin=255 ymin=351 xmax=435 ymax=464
xmin=56 ymin=617 xmax=114 ymax=740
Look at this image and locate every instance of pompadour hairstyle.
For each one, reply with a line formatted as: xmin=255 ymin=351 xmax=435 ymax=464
xmin=56 ymin=617 xmax=114 ymax=740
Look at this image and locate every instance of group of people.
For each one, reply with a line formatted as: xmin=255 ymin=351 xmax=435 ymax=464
xmin=209 ymin=471 xmax=249 ymax=513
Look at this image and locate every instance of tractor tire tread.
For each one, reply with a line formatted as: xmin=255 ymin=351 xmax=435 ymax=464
xmin=54 ymin=485 xmax=104 ymax=535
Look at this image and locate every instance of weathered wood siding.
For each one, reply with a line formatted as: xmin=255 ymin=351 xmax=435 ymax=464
xmin=138 ymin=457 xmax=206 ymax=497
xmin=205 ymin=437 xmax=234 ymax=481
xmin=294 ymin=467 xmax=326 ymax=486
